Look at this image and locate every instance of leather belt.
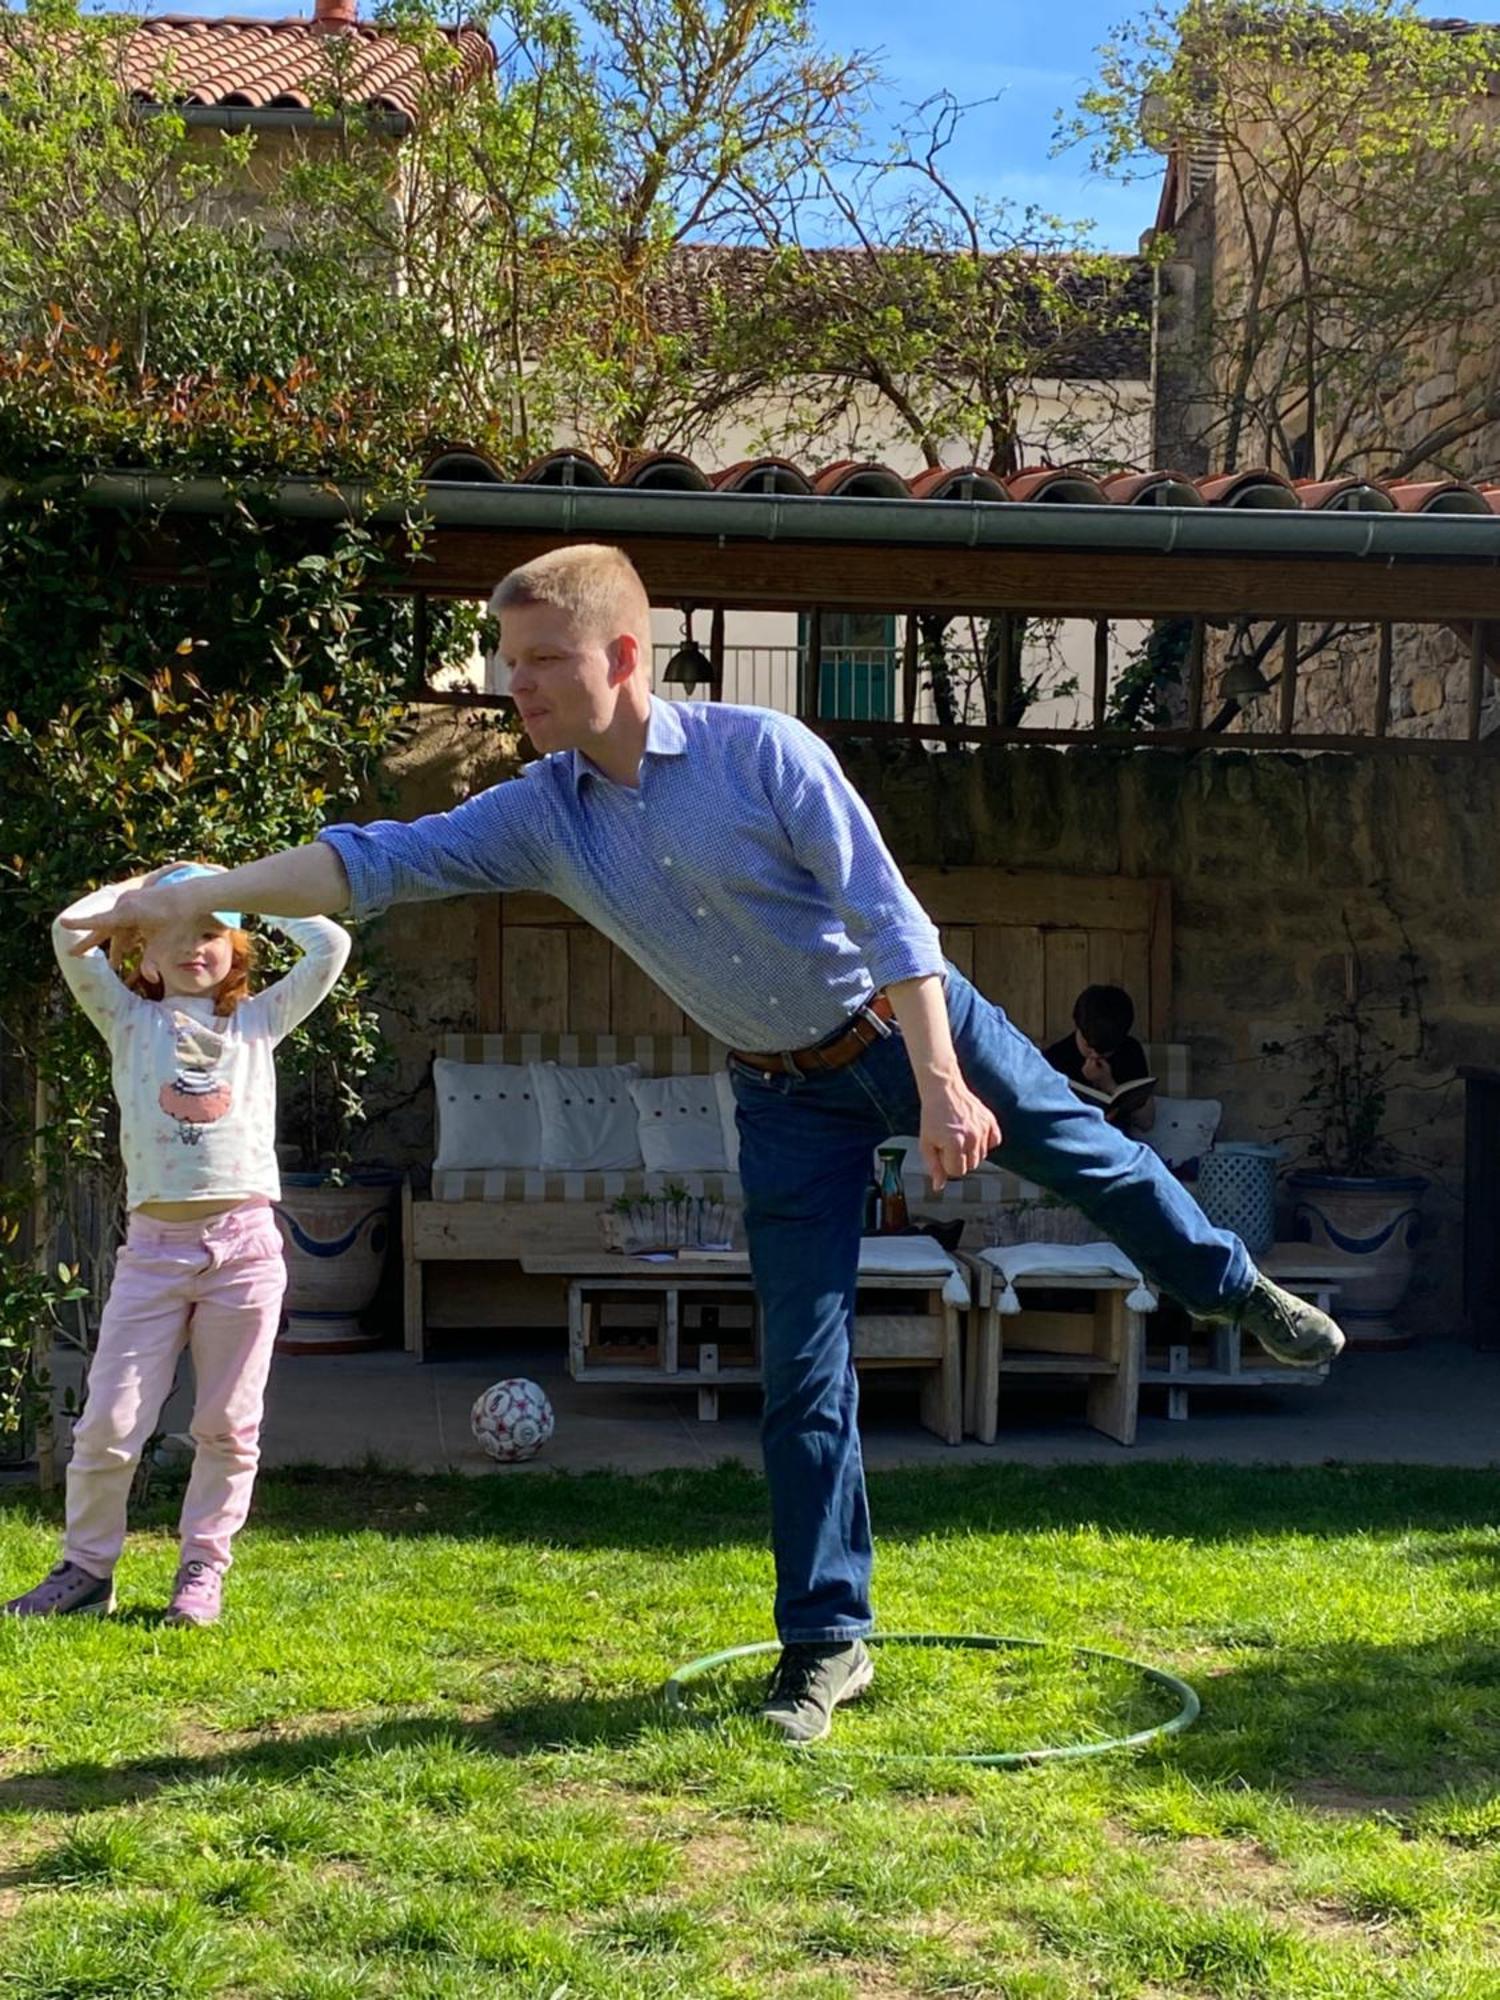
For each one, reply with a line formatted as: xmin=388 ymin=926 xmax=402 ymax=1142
xmin=730 ymin=991 xmax=895 ymax=1077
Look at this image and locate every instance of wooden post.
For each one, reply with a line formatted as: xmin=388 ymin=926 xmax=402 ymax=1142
xmin=31 ymin=1073 xmax=56 ymax=1492
xmin=413 ymin=590 xmax=430 ymax=688
xmin=402 ymin=1178 xmax=425 ymax=1360
xmin=994 ymin=612 xmax=1017 ymax=727
xmin=800 ymin=608 xmax=822 ymax=720
xmin=902 ymin=615 xmax=919 ymax=724
xmin=709 ymin=606 xmax=725 ymax=701
xmin=1185 ymin=617 xmax=1206 ymax=732
xmin=1468 ymin=620 xmax=1488 ymax=742
xmin=1092 ymin=618 xmax=1110 ymax=729
xmin=1279 ymin=619 xmax=1300 ymax=737
xmin=1375 ymin=621 xmax=1393 ymax=738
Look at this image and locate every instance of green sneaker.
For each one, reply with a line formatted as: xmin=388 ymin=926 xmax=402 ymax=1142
xmin=759 ymin=1640 xmax=875 ymax=1744
xmin=1234 ymin=1274 xmax=1346 ymax=1369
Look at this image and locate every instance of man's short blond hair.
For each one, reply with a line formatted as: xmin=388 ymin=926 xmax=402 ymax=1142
xmin=490 ymin=544 xmax=652 ymax=650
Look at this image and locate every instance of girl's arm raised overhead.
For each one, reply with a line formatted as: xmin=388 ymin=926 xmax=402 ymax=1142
xmin=52 ymin=885 xmax=146 ymax=1040
xmin=237 ymin=915 xmax=352 ymax=1046
xmin=57 ymin=843 xmax=351 ymax=955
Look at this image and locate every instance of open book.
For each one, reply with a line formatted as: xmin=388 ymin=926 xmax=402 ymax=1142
xmin=1070 ymin=1075 xmax=1156 ymax=1120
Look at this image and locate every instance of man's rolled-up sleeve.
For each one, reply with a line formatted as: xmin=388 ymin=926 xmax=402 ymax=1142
xmin=318 ymin=776 xmax=547 ymax=921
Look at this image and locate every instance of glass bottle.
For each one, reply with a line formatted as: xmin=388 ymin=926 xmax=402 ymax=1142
xmin=876 ymin=1146 xmax=909 ymax=1234
xmin=862 ymin=1172 xmax=881 ymax=1235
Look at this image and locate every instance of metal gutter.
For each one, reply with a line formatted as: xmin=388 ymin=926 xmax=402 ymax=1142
xmin=175 ymin=104 xmax=412 ymax=137
xmin=37 ymin=471 xmax=1500 ymax=562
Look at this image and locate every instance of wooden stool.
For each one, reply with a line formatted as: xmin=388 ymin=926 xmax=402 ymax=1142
xmin=961 ymin=1254 xmax=1147 ymax=1446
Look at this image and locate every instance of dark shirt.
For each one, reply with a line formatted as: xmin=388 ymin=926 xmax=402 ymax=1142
xmin=1043 ymin=1032 xmax=1151 ymax=1088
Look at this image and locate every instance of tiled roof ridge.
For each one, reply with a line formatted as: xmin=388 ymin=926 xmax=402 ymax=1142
xmin=649 ymin=244 xmax=1154 ymax=381
xmin=418 ymin=447 xmax=1500 ymax=514
xmin=127 ymin=12 xmax=471 ymax=37
xmin=66 ymin=10 xmax=495 ymax=122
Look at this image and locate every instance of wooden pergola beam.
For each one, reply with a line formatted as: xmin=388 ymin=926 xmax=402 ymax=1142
xmin=125 ymin=522 xmax=1500 ymax=624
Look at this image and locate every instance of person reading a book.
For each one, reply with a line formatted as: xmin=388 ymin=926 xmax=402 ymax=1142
xmin=1044 ymin=984 xmax=1156 ymax=1134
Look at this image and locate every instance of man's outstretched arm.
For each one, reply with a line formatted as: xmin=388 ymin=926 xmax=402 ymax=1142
xmin=58 ymin=843 xmax=349 ymax=955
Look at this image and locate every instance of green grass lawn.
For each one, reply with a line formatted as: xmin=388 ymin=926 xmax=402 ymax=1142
xmin=3 ymin=1460 xmax=1500 ymax=1999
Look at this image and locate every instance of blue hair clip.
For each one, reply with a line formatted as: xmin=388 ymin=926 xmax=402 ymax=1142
xmin=154 ymin=864 xmax=242 ymax=929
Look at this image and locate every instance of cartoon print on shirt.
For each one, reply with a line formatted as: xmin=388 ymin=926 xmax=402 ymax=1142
xmin=158 ymin=1013 xmax=233 ymax=1145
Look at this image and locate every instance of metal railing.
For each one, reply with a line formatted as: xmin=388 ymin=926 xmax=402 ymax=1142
xmin=655 ymin=644 xmax=910 ymax=720
xmin=652 ymin=637 xmax=1099 ymax=731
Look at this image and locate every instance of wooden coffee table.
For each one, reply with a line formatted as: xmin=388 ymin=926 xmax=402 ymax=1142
xmin=519 ymin=1250 xmax=964 ymax=1440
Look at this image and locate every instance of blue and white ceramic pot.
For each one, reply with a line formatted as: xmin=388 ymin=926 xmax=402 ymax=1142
xmin=273 ymin=1170 xmax=400 ymax=1353
xmin=1287 ymin=1171 xmax=1428 ymax=1347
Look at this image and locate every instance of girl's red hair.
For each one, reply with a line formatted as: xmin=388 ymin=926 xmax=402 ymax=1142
xmin=118 ymin=928 xmax=255 ymax=1017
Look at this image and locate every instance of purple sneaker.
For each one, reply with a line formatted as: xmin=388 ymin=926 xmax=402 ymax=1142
xmin=166 ymin=1559 xmax=223 ymax=1627
xmin=3 ymin=1560 xmax=115 ymax=1618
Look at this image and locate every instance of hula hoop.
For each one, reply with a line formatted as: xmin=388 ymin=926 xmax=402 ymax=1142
xmin=663 ymin=1631 xmax=1200 ymax=1767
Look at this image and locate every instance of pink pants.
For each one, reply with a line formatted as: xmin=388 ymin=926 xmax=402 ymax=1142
xmin=64 ymin=1203 xmax=286 ymax=1577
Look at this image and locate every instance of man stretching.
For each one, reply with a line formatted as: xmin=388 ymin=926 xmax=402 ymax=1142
xmin=69 ymin=545 xmax=1344 ymax=1743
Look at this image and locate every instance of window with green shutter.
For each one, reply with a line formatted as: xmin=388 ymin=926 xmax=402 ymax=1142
xmin=799 ymin=611 xmax=897 ymax=720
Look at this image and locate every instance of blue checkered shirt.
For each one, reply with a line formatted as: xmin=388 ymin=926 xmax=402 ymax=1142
xmin=319 ymin=699 xmax=944 ymax=1052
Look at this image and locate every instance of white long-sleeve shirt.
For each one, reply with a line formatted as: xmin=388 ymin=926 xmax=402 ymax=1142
xmin=53 ymin=889 xmax=351 ymax=1210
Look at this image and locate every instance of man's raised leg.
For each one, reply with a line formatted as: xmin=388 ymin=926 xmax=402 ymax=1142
xmin=942 ymin=972 xmax=1344 ymax=1367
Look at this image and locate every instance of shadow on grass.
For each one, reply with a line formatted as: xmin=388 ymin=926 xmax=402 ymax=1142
xmin=0 ymin=1684 xmax=670 ymax=1820
xmin=5 ymin=1460 xmax=1496 ymax=1555
xmin=1 ymin=1630 xmax=1497 ymax=1824
xmin=1159 ymin=1631 xmax=1500 ymax=1802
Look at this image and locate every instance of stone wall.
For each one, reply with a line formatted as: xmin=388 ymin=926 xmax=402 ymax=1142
xmin=353 ymin=715 xmax=1496 ymax=1337
xmin=837 ymin=740 xmax=1491 ymax=1331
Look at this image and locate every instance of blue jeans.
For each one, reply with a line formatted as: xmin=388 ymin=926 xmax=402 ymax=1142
xmin=730 ymin=968 xmax=1256 ymax=1643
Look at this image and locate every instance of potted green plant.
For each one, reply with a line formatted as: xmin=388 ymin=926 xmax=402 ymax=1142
xmin=273 ymin=960 xmax=399 ymax=1353
xmin=600 ymin=1183 xmax=734 ymax=1256
xmin=1267 ymin=927 xmax=1432 ymax=1347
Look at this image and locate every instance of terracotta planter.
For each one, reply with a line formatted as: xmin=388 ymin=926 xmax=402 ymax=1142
xmin=1287 ymin=1171 xmax=1428 ymax=1347
xmin=273 ymin=1170 xmax=400 ymax=1354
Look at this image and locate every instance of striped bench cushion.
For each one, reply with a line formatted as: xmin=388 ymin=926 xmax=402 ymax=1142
xmin=433 ymin=1167 xmax=739 ymax=1203
xmin=439 ymin=1030 xmax=727 ymax=1074
xmin=428 ymin=1034 xmax=1192 ymax=1206
xmin=438 ymin=1034 xmax=1189 ymax=1090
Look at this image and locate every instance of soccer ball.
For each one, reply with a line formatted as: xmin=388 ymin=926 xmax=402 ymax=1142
xmin=470 ymin=1378 xmax=555 ymax=1463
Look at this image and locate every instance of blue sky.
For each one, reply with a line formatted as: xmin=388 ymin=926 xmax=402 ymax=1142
xmin=811 ymin=0 xmax=1500 ymax=249
xmin=117 ymin=1 xmax=1500 ymax=251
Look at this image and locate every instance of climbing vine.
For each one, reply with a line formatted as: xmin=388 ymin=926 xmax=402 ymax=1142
xmin=0 ymin=329 xmax=483 ymax=1453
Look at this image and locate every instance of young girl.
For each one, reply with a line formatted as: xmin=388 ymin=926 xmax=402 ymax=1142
xmin=3 ymin=863 xmax=350 ymax=1626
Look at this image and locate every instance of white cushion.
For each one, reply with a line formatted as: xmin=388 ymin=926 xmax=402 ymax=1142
xmin=978 ymin=1242 xmax=1146 ymax=1283
xmin=714 ymin=1069 xmax=740 ymax=1174
xmin=432 ymin=1058 xmax=542 ymax=1172
xmin=533 ymin=1061 xmax=643 ymax=1172
xmin=1140 ymin=1096 xmax=1222 ymax=1176
xmin=856 ymin=1234 xmax=970 ymax=1308
xmin=630 ymin=1073 xmax=728 ymax=1174
xmin=978 ymin=1241 xmax=1157 ymax=1314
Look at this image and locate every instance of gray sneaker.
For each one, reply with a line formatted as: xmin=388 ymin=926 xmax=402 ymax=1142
xmin=1234 ymin=1274 xmax=1346 ymax=1369
xmin=3 ymin=1560 xmax=115 ymax=1618
xmin=759 ymin=1640 xmax=875 ymax=1744
xmin=166 ymin=1559 xmax=223 ymax=1627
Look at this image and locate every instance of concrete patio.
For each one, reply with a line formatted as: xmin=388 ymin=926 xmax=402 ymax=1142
xmin=230 ymin=1333 xmax=1500 ymax=1476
